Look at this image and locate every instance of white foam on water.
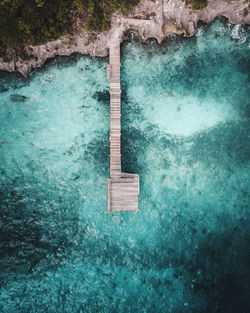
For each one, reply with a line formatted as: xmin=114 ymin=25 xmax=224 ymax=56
xmin=196 ymin=27 xmax=204 ymax=37
xmin=231 ymin=24 xmax=247 ymax=43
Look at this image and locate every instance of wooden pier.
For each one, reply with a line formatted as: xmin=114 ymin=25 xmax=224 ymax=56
xmin=106 ymin=40 xmax=139 ymax=212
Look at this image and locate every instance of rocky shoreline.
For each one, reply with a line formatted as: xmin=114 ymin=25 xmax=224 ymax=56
xmin=0 ymin=0 xmax=249 ymax=77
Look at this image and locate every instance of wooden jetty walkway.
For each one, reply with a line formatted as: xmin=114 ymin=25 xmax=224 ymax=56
xmin=106 ymin=39 xmax=139 ymax=213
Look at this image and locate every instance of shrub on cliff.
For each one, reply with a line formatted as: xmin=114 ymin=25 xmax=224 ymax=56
xmin=188 ymin=0 xmax=208 ymax=10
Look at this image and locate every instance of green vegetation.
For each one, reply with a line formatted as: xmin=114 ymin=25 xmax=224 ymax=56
xmin=188 ymin=0 xmax=208 ymax=10
xmin=0 ymin=0 xmax=139 ymax=53
xmin=0 ymin=0 xmax=72 ymax=49
xmin=243 ymin=8 xmax=249 ymax=17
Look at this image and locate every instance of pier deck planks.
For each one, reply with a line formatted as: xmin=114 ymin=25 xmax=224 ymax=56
xmin=106 ymin=38 xmax=139 ymax=212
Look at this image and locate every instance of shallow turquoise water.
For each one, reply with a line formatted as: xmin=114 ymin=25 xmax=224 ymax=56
xmin=0 ymin=19 xmax=249 ymax=312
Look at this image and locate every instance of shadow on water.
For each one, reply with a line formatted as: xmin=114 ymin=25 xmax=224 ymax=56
xmin=9 ymin=94 xmax=29 ymax=102
xmin=63 ymin=130 xmax=109 ymax=172
xmin=0 ymin=70 xmax=27 ymax=91
xmin=84 ymin=132 xmax=110 ymax=176
xmin=93 ymin=90 xmax=110 ymax=104
xmin=0 ymin=52 xmax=109 ymax=90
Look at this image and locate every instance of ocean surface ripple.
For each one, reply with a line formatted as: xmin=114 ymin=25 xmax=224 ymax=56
xmin=0 ymin=19 xmax=249 ymax=313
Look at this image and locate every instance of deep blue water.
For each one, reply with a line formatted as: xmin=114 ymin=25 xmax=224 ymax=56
xmin=0 ymin=18 xmax=249 ymax=312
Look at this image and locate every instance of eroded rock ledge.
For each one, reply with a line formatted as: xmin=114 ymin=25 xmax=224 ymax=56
xmin=0 ymin=0 xmax=249 ymax=76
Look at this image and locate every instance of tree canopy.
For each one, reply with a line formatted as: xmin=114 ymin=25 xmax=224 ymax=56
xmin=188 ymin=0 xmax=208 ymax=10
xmin=0 ymin=0 xmax=139 ymax=51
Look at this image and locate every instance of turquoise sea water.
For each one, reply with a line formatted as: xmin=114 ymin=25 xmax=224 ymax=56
xmin=0 ymin=18 xmax=249 ymax=312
